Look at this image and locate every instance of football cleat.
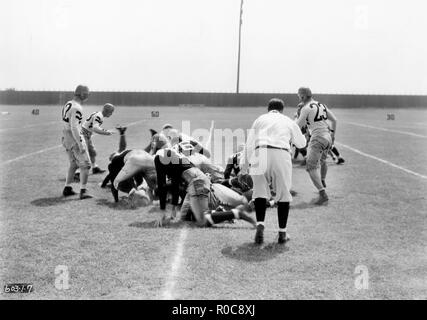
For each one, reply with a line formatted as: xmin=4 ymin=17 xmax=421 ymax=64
xmin=79 ymin=189 xmax=93 ymax=200
xmin=92 ymin=167 xmax=106 ymax=174
xmin=337 ymin=157 xmax=345 ymax=165
xmin=314 ymin=191 xmax=328 ymax=205
xmin=116 ymin=126 xmax=127 ymax=135
xmin=254 ymin=224 xmax=265 ymax=245
xmin=63 ymin=186 xmax=77 ymax=197
xmin=278 ymin=231 xmax=290 ymax=244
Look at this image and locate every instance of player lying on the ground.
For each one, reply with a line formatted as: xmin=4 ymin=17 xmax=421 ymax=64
xmin=81 ymin=103 xmax=115 ymax=174
xmin=154 ymin=147 xmax=256 ymax=228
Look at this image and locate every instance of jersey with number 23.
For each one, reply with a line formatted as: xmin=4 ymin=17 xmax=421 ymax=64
xmin=298 ymin=100 xmax=331 ymax=138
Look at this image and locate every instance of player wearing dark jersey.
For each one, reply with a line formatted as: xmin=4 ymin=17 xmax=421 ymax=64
xmin=154 ymin=148 xmax=255 ymax=228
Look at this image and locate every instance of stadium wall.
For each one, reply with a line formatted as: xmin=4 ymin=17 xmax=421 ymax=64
xmin=1 ymin=90 xmax=427 ymax=108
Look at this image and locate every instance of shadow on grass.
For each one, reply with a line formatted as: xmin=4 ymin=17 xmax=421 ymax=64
xmin=210 ymin=223 xmax=256 ymax=230
xmin=291 ymin=201 xmax=326 ymax=210
xmin=221 ymin=242 xmax=289 ymax=262
xmin=30 ymin=196 xmax=79 ymax=207
xmin=95 ymin=198 xmax=138 ymax=211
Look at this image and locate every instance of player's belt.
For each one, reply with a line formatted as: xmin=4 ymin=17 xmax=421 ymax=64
xmin=255 ymin=145 xmax=289 ymax=152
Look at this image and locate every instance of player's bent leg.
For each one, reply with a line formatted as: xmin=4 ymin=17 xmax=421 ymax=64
xmin=63 ymin=159 xmax=78 ymax=196
xmin=210 ymin=183 xmax=248 ymax=208
xmin=74 ymin=146 xmax=93 ymax=200
xmin=189 ymin=195 xmax=209 ymax=227
xmin=306 ymin=140 xmax=325 ymax=191
xmin=185 ymin=175 xmax=211 ymax=227
xmin=320 ymin=160 xmax=328 ymax=188
xmin=113 ymin=157 xmax=142 ymax=191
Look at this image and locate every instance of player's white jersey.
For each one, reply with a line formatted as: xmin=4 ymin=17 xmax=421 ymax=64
xmin=82 ymin=111 xmax=104 ymax=133
xmin=61 ymin=100 xmax=85 ymax=149
xmin=298 ymin=99 xmax=331 ymax=138
xmin=61 ymin=100 xmax=83 ymax=130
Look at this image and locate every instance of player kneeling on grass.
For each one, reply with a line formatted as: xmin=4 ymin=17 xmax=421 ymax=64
xmin=154 ymin=147 xmax=256 ymax=228
xmin=82 ymin=103 xmax=115 ymax=174
xmin=61 ymin=85 xmax=93 ymax=199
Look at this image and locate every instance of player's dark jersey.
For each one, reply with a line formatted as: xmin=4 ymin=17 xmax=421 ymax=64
xmin=154 ymin=149 xmax=194 ymax=209
xmin=224 ymin=151 xmax=242 ymax=179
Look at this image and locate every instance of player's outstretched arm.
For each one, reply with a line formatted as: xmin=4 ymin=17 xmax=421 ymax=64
xmin=92 ymin=123 xmax=113 ymax=136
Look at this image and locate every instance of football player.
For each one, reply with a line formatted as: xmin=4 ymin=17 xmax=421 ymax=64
xmin=61 ymin=85 xmax=92 ymax=199
xmin=295 ymin=87 xmax=338 ymax=205
xmin=81 ymin=103 xmax=115 ymax=174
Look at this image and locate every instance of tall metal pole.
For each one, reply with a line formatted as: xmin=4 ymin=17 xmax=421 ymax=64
xmin=236 ymin=0 xmax=243 ymax=94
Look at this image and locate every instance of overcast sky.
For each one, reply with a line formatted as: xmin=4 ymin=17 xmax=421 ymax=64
xmin=1 ymin=0 xmax=426 ymax=94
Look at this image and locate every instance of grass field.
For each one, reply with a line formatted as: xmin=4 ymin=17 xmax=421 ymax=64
xmin=0 ymin=104 xmax=426 ymax=300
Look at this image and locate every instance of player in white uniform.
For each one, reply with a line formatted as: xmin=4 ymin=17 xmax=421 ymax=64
xmin=81 ymin=103 xmax=115 ymax=174
xmin=61 ymin=85 xmax=92 ymax=199
xmin=295 ymin=87 xmax=338 ymax=205
xmin=241 ymin=98 xmax=306 ymax=244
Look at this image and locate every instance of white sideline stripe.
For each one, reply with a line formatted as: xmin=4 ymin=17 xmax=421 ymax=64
xmin=343 ymin=121 xmax=427 ymax=139
xmin=335 ymin=142 xmax=427 ymax=180
xmin=205 ymin=120 xmax=215 ymax=151
xmin=162 ymin=122 xmax=214 ymax=300
xmin=125 ymin=119 xmax=149 ymax=127
xmin=162 ymin=227 xmax=188 ymax=300
xmin=0 ymin=119 xmax=150 ymax=166
xmin=1 ymin=144 xmax=62 ymax=166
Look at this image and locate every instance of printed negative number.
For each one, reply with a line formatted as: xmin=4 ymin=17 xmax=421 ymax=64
xmin=313 ymin=103 xmax=328 ymax=122
xmin=4 ymin=283 xmax=34 ymax=293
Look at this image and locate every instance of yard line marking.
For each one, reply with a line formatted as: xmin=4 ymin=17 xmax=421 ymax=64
xmin=343 ymin=121 xmax=427 ymax=139
xmin=162 ymin=122 xmax=213 ymax=300
xmin=125 ymin=119 xmax=150 ymax=127
xmin=0 ymin=144 xmax=62 ymax=166
xmin=335 ymin=142 xmax=427 ymax=180
xmin=205 ymin=120 xmax=215 ymax=151
xmin=0 ymin=119 xmax=150 ymax=166
xmin=0 ymin=121 xmax=59 ymax=132
xmin=162 ymin=227 xmax=188 ymax=300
